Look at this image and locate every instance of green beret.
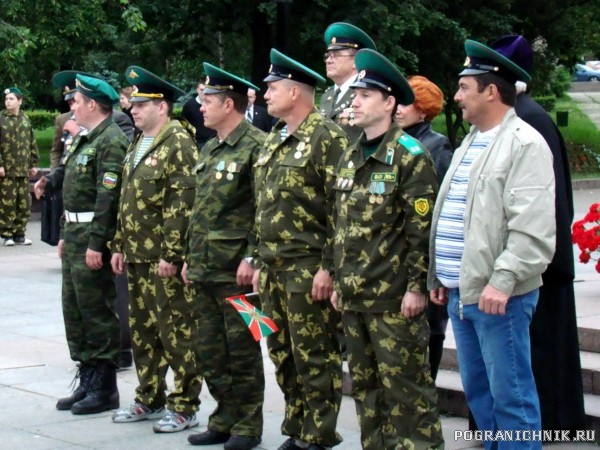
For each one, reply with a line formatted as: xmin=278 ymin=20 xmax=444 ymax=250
xmin=4 ymin=87 xmax=23 ymax=98
xmin=52 ymin=70 xmax=96 ymax=101
xmin=324 ymin=22 xmax=376 ymax=51
xmin=459 ymin=39 xmax=531 ymax=83
xmin=264 ymin=48 xmax=325 ymax=87
xmin=351 ymin=49 xmax=414 ymax=105
xmin=75 ymin=74 xmax=120 ymax=106
xmin=125 ymin=66 xmax=185 ymax=103
xmin=202 ymin=63 xmax=259 ymax=95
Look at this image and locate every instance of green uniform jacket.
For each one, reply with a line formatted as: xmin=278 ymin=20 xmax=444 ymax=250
xmin=319 ymin=84 xmax=362 ymax=143
xmin=113 ymin=119 xmax=199 ymax=263
xmin=186 ymin=120 xmax=265 ymax=283
xmin=333 ymin=123 xmax=437 ymax=313
xmin=254 ymin=108 xmax=348 ymax=272
xmin=0 ymin=110 xmax=39 ymax=176
xmin=61 ymin=116 xmax=127 ymax=251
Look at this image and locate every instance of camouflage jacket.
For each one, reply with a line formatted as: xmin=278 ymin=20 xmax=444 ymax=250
xmin=60 ymin=116 xmax=127 ymax=251
xmin=112 ymin=119 xmax=199 ymax=264
xmin=0 ymin=109 xmax=39 ymax=176
xmin=319 ymin=83 xmax=362 ymax=143
xmin=254 ymin=108 xmax=348 ymax=271
xmin=186 ymin=120 xmax=265 ymax=283
xmin=333 ymin=122 xmax=438 ymax=313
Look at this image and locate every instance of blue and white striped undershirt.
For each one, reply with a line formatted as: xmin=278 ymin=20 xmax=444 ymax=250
xmin=133 ymin=136 xmax=155 ymax=167
xmin=435 ymin=126 xmax=499 ymax=288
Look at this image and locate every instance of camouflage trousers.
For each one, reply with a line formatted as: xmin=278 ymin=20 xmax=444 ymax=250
xmin=260 ymin=266 xmax=343 ymax=447
xmin=343 ymin=310 xmax=444 ymax=450
xmin=127 ymin=262 xmax=203 ymax=415
xmin=0 ymin=176 xmax=31 ymax=237
xmin=194 ymin=283 xmax=264 ymax=436
xmin=62 ymin=224 xmax=120 ymax=365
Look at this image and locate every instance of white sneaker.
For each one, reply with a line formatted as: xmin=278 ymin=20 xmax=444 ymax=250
xmin=13 ymin=236 xmax=32 ymax=245
xmin=153 ymin=410 xmax=198 ymax=433
xmin=3 ymin=238 xmax=15 ymax=246
xmin=112 ymin=403 xmax=165 ymax=423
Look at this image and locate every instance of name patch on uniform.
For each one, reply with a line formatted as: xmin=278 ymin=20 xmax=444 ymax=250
xmin=414 ymin=198 xmax=430 ymax=216
xmin=339 ymin=168 xmax=355 ymax=179
xmin=81 ymin=147 xmax=96 ymax=156
xmin=371 ymin=172 xmax=396 ymax=182
xmin=398 ymin=134 xmax=424 ymax=156
xmin=102 ymin=172 xmax=119 ymax=189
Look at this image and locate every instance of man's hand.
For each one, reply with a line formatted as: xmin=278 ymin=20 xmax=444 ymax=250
xmin=181 ymin=262 xmax=192 ymax=285
xmin=29 ymin=167 xmax=39 ymax=178
xmin=57 ymin=239 xmax=64 ymax=259
xmin=252 ymin=269 xmax=260 ymax=293
xmin=401 ymin=291 xmax=427 ymax=318
xmin=0 ymin=166 xmax=5 ymax=177
xmin=236 ymin=259 xmax=254 ymax=286
xmin=430 ymin=287 xmax=448 ymax=306
xmin=331 ymin=291 xmax=340 ymax=311
xmin=34 ymin=176 xmax=46 ymax=199
xmin=479 ymin=284 xmax=509 ymax=315
xmin=85 ymin=248 xmax=103 ymax=270
xmin=311 ymin=268 xmax=333 ymax=301
xmin=111 ymin=252 xmax=125 ymax=275
xmin=157 ymin=259 xmax=178 ymax=278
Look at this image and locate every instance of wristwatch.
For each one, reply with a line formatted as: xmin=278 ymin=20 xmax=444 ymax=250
xmin=244 ymin=256 xmax=255 ymax=268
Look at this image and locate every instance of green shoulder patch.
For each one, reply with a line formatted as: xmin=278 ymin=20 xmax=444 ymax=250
xmin=398 ymin=134 xmax=424 ymax=156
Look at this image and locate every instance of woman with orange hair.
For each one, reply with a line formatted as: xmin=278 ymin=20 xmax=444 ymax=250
xmin=396 ymin=75 xmax=453 ymax=380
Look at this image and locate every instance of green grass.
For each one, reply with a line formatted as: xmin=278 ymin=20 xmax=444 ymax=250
xmin=36 ymin=126 xmax=54 ymax=168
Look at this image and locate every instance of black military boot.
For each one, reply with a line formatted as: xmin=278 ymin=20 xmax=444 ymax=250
xmin=71 ymin=361 xmax=119 ymax=414
xmin=56 ymin=363 xmax=94 ymax=410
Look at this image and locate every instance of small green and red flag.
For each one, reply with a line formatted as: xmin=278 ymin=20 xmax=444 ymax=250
xmin=226 ymin=293 xmax=279 ymax=341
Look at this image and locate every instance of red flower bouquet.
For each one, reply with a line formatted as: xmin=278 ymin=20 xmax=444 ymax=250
xmin=572 ymin=203 xmax=600 ymax=273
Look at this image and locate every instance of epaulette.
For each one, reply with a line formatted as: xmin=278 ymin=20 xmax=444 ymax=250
xmin=398 ymin=133 xmax=424 ymax=156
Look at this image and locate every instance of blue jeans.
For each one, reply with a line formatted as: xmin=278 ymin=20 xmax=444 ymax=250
xmin=448 ymin=288 xmax=541 ymax=450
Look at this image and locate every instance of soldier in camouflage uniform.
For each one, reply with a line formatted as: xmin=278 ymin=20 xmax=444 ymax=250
xmin=35 ymin=75 xmax=128 ymax=415
xmin=330 ymin=50 xmax=444 ymax=449
xmin=0 ymin=87 xmax=39 ymax=246
xmin=252 ymin=49 xmax=347 ymax=450
xmin=110 ymin=66 xmax=203 ymax=433
xmin=320 ymin=23 xmax=377 ymax=144
xmin=183 ymin=63 xmax=265 ymax=450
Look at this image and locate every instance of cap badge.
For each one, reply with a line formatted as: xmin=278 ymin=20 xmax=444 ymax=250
xmin=132 ymin=86 xmax=139 ymax=94
xmin=4 ymin=88 xmax=9 ymax=95
xmin=128 ymin=69 xmax=139 ymax=78
xmin=331 ymin=37 xmax=337 ymax=44
xmin=358 ymin=70 xmax=366 ymax=80
xmin=206 ymin=76 xmax=210 ymax=84
xmin=464 ymin=56 xmax=470 ymax=67
xmin=268 ymin=64 xmax=273 ymax=74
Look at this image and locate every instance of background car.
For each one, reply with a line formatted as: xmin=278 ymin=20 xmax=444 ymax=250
xmin=574 ymin=63 xmax=600 ymax=81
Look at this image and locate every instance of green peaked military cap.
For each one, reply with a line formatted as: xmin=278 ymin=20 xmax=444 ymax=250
xmin=202 ymin=63 xmax=260 ymax=95
xmin=324 ymin=22 xmax=376 ymax=51
xmin=125 ymin=66 xmax=186 ymax=103
xmin=459 ymin=39 xmax=531 ymax=83
xmin=4 ymin=87 xmax=24 ymax=98
xmin=264 ymin=48 xmax=325 ymax=87
xmin=52 ymin=70 xmax=96 ymax=101
xmin=75 ymin=74 xmax=120 ymax=106
xmin=351 ymin=49 xmax=414 ymax=105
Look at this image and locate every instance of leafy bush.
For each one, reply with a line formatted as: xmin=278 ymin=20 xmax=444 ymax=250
xmin=549 ymin=65 xmax=573 ymax=98
xmin=26 ymin=110 xmax=58 ymax=129
xmin=533 ymin=95 xmax=556 ymax=112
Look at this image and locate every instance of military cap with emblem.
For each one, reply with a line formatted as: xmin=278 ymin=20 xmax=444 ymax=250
xmin=264 ymin=48 xmax=325 ymax=87
xmin=459 ymin=39 xmax=531 ymax=83
xmin=324 ymin=22 xmax=377 ymax=51
xmin=75 ymin=73 xmax=120 ymax=106
xmin=202 ymin=62 xmax=260 ymax=95
xmin=350 ymin=48 xmax=414 ymax=105
xmin=125 ymin=65 xmax=186 ymax=103
xmin=52 ymin=70 xmax=96 ymax=101
xmin=4 ymin=87 xmax=24 ymax=98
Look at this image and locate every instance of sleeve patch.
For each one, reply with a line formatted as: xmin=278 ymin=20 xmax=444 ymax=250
xmin=102 ymin=172 xmax=119 ymax=189
xmin=414 ymin=198 xmax=430 ymax=216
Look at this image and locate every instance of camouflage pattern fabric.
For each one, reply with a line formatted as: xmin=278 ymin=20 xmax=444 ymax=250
xmin=185 ymin=119 xmax=265 ymax=434
xmin=254 ymin=109 xmax=347 ymax=446
xmin=112 ymin=119 xmax=202 ymax=413
xmin=319 ymin=86 xmax=363 ymax=143
xmin=332 ymin=123 xmax=443 ymax=449
xmin=60 ymin=116 xmax=128 ymax=365
xmin=186 ymin=120 xmax=263 ymax=283
xmin=260 ymin=267 xmax=343 ymax=447
xmin=194 ymin=283 xmax=264 ymax=435
xmin=127 ymin=262 xmax=202 ymax=414
xmin=0 ymin=109 xmax=39 ymax=237
xmin=0 ymin=177 xmax=30 ymax=237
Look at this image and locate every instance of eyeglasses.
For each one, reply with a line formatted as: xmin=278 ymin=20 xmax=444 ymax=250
xmin=323 ymin=51 xmax=355 ymax=61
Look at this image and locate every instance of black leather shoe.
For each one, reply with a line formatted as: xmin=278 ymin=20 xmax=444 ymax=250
xmin=277 ymin=437 xmax=304 ymax=450
xmin=224 ymin=435 xmax=261 ymax=450
xmin=188 ymin=429 xmax=231 ymax=445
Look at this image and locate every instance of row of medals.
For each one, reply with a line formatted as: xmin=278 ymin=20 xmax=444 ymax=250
xmin=215 ymin=160 xmax=238 ymax=180
xmin=336 ymin=160 xmax=385 ymax=204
